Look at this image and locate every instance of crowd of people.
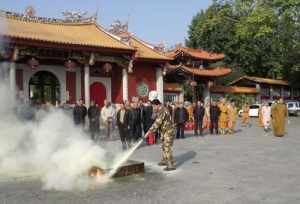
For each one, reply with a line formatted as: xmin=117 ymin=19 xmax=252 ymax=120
xmin=16 ymin=96 xmax=289 ymax=172
xmin=72 ymin=96 xmax=289 ymax=150
xmin=72 ymin=98 xmax=157 ymax=150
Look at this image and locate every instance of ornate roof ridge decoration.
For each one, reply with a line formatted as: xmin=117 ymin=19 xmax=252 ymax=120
xmin=105 ymin=21 xmax=171 ymax=61
xmin=108 ymin=20 xmax=129 ymax=35
xmin=0 ymin=9 xmax=97 ymax=25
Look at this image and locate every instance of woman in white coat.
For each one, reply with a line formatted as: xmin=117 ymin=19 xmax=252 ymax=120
xmin=261 ymin=103 xmax=271 ymax=132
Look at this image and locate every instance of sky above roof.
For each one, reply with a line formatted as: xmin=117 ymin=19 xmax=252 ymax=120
xmin=0 ymin=0 xmax=212 ymax=48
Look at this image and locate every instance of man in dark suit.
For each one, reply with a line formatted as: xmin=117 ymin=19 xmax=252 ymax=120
xmin=210 ymin=101 xmax=221 ymax=134
xmin=193 ymin=101 xmax=205 ymax=136
xmin=142 ymin=101 xmax=154 ymax=134
xmin=87 ymin=100 xmax=100 ymax=141
xmin=116 ymin=102 xmax=130 ymax=150
xmin=131 ymin=102 xmax=142 ymax=142
xmin=73 ymin=99 xmax=87 ymax=126
xmin=174 ymin=102 xmax=188 ymax=139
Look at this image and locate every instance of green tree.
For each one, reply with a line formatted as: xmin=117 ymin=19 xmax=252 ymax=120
xmin=186 ymin=0 xmax=300 ymax=87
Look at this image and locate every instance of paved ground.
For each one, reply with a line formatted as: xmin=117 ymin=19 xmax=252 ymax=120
xmin=0 ymin=117 xmax=300 ymax=204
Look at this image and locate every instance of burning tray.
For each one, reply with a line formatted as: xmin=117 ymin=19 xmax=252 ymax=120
xmin=112 ymin=160 xmax=145 ymax=178
xmin=89 ymin=160 xmax=145 ymax=178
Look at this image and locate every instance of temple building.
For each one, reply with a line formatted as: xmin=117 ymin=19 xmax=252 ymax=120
xmin=164 ymin=46 xmax=232 ymax=102
xmin=228 ymin=76 xmax=300 ymax=102
xmin=0 ymin=10 xmax=170 ymax=107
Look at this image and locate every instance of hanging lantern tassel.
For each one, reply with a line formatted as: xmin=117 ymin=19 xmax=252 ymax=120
xmin=28 ymin=57 xmax=39 ymax=70
xmin=163 ymin=66 xmax=167 ymax=76
xmin=128 ymin=59 xmax=133 ymax=73
xmin=64 ymin=59 xmax=77 ymax=72
xmin=190 ymin=80 xmax=197 ymax=87
xmin=103 ymin=62 xmax=112 ymax=73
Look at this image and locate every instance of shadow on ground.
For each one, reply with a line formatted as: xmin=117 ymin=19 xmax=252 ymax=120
xmin=174 ymin=151 xmax=197 ymax=168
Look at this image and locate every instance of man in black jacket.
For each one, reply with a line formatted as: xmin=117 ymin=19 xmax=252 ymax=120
xmin=174 ymin=102 xmax=188 ymax=139
xmin=193 ymin=101 xmax=205 ymax=136
xmin=125 ymin=101 xmax=135 ymax=146
xmin=88 ymin=101 xmax=100 ymax=141
xmin=142 ymin=101 xmax=154 ymax=134
xmin=73 ymin=99 xmax=87 ymax=126
xmin=117 ymin=102 xmax=130 ymax=150
xmin=131 ymin=102 xmax=142 ymax=142
xmin=210 ymin=101 xmax=220 ymax=134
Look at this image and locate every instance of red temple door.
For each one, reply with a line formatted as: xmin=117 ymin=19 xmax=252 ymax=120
xmin=90 ymin=82 xmax=106 ymax=107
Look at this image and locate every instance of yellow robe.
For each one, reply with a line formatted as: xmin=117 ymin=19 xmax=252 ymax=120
xmin=271 ymin=103 xmax=288 ymax=137
xmin=228 ymin=106 xmax=237 ymax=133
xmin=187 ymin=105 xmax=194 ymax=122
xmin=218 ymin=103 xmax=228 ymax=129
xmin=242 ymin=105 xmax=250 ymax=125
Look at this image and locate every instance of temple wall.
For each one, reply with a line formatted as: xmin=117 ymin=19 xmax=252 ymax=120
xmin=111 ymin=65 xmax=123 ymax=104
xmin=128 ymin=62 xmax=156 ymax=101
xmin=1 ymin=61 xmax=164 ymax=105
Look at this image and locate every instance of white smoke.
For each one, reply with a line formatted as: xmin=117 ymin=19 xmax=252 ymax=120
xmin=0 ymin=15 xmax=115 ymax=191
xmin=0 ymin=16 xmax=143 ymax=191
xmin=0 ymin=79 xmax=111 ymax=191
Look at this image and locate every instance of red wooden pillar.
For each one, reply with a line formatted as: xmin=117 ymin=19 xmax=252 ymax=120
xmin=16 ymin=69 xmax=23 ymax=91
xmin=66 ymin=71 xmax=76 ymax=104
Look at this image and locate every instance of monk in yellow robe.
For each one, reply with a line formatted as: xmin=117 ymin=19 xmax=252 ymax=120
xmin=241 ymin=103 xmax=250 ymax=127
xmin=271 ymin=98 xmax=288 ymax=137
xmin=187 ymin=103 xmax=194 ymax=122
xmin=218 ymin=98 xmax=228 ymax=134
xmin=227 ymin=101 xmax=237 ymax=134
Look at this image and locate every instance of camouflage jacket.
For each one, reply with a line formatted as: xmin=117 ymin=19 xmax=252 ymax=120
xmin=149 ymin=107 xmax=175 ymax=136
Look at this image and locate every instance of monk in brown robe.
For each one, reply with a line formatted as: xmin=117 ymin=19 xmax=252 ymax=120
xmin=241 ymin=103 xmax=250 ymax=127
xmin=271 ymin=98 xmax=288 ymax=137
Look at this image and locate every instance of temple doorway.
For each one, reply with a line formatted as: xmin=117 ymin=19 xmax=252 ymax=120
xmin=29 ymin=71 xmax=60 ymax=105
xmin=90 ymin=82 xmax=106 ymax=107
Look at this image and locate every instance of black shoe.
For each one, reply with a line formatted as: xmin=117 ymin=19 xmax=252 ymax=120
xmin=164 ymin=166 xmax=176 ymax=171
xmin=164 ymin=161 xmax=176 ymax=171
xmin=158 ymin=161 xmax=167 ymax=166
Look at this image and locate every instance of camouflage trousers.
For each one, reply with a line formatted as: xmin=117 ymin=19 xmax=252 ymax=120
xmin=161 ymin=132 xmax=174 ymax=162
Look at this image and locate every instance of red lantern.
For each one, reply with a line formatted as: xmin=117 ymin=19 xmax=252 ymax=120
xmin=64 ymin=59 xmax=76 ymax=72
xmin=27 ymin=57 xmax=39 ymax=70
xmin=190 ymin=81 xmax=197 ymax=87
xmin=103 ymin=62 xmax=112 ymax=73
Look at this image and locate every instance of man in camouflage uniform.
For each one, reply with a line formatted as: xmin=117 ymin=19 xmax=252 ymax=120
xmin=145 ymin=99 xmax=176 ymax=171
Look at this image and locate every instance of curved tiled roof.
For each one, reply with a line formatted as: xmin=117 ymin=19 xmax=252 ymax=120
xmin=167 ymin=46 xmax=225 ymax=61
xmin=130 ymin=36 xmax=171 ymax=61
xmin=0 ymin=14 xmax=134 ymax=51
xmin=229 ymin=76 xmax=289 ymax=86
xmin=210 ymin=85 xmax=258 ymax=94
xmin=167 ymin=64 xmax=231 ymax=77
xmin=107 ymin=31 xmax=171 ymax=61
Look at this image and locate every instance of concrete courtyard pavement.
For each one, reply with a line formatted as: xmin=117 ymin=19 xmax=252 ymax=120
xmin=0 ymin=117 xmax=300 ymax=204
